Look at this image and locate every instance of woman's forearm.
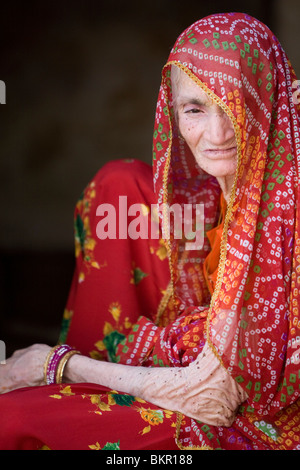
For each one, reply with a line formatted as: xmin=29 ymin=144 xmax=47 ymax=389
xmin=63 ymin=343 xmax=247 ymax=427
xmin=63 ymin=353 xmax=155 ymax=398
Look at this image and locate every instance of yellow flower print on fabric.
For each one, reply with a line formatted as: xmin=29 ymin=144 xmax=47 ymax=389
xmin=109 ymin=302 xmax=122 ymax=323
xmin=58 ymin=309 xmax=73 ymax=344
xmin=150 ymin=239 xmax=168 ymax=261
xmin=82 ymin=390 xmax=146 ymax=418
xmin=49 ymin=385 xmax=75 ymax=399
xmin=138 ymin=407 xmax=175 ymax=435
xmin=74 ymin=181 xmax=107 ymax=282
xmin=88 ymin=440 xmax=120 ymax=450
xmin=90 ymin=302 xmax=132 ymax=361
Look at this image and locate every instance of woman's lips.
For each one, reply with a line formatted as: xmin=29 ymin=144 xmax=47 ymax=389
xmin=202 ymin=146 xmax=237 ymax=159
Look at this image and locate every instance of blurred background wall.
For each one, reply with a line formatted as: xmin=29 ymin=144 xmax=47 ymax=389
xmin=1 ymin=0 xmax=299 ymax=356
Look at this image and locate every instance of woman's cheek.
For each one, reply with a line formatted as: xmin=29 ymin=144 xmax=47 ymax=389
xmin=179 ymin=118 xmax=198 ymax=143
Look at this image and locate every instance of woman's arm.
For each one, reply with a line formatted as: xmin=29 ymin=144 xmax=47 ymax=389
xmin=1 ymin=342 xmax=247 ymax=426
xmin=64 ymin=342 xmax=248 ymax=427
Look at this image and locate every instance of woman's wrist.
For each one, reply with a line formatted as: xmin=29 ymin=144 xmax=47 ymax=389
xmin=43 ymin=344 xmax=81 ymax=385
xmin=62 ymin=352 xmax=83 ymax=383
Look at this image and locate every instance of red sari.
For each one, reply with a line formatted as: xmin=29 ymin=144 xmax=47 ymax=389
xmin=1 ymin=12 xmax=300 ymax=450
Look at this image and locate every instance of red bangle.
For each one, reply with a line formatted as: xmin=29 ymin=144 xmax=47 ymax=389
xmin=44 ymin=345 xmax=80 ymax=385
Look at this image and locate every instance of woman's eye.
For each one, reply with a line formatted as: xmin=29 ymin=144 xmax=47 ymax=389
xmin=184 ymin=108 xmax=203 ymax=114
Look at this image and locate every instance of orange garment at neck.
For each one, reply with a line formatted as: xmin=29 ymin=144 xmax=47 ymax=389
xmin=203 ymin=194 xmax=227 ymax=295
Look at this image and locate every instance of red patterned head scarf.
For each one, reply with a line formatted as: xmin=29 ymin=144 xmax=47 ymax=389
xmin=152 ymin=12 xmax=300 ymax=416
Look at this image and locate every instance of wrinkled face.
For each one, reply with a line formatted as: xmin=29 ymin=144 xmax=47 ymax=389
xmin=171 ymin=66 xmax=237 ymax=180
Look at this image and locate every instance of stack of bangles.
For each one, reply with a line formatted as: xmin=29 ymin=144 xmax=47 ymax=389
xmin=43 ymin=344 xmax=81 ymax=385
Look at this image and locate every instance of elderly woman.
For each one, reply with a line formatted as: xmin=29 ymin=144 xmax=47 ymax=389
xmin=1 ymin=12 xmax=300 ymax=450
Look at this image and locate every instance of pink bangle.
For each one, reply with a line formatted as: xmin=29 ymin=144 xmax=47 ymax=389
xmin=44 ymin=344 xmax=80 ymax=385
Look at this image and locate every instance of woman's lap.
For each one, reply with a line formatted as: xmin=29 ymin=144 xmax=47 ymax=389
xmin=62 ymin=159 xmax=171 ymax=358
xmin=0 ymin=160 xmax=176 ymax=450
xmin=0 ymin=382 xmax=178 ymax=450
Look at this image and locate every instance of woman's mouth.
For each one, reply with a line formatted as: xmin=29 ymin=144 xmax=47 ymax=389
xmin=202 ymin=146 xmax=237 ymax=159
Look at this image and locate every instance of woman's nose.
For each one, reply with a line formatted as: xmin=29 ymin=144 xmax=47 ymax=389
xmin=205 ymin=111 xmax=234 ymax=145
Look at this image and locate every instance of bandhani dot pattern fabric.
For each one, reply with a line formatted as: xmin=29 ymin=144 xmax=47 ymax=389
xmin=152 ymin=12 xmax=300 ymax=418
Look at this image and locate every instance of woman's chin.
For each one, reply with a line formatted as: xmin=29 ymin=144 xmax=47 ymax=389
xmin=196 ymin=158 xmax=237 ymax=179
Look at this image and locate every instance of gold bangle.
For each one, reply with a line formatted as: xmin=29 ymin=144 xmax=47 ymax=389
xmin=43 ymin=345 xmax=60 ymax=385
xmin=55 ymin=350 xmax=81 ymax=384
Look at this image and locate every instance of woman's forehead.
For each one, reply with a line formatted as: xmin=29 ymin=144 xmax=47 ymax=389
xmin=171 ymin=67 xmax=212 ymax=105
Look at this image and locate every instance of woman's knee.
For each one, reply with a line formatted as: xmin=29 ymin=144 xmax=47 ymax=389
xmin=88 ymin=158 xmax=154 ymax=203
